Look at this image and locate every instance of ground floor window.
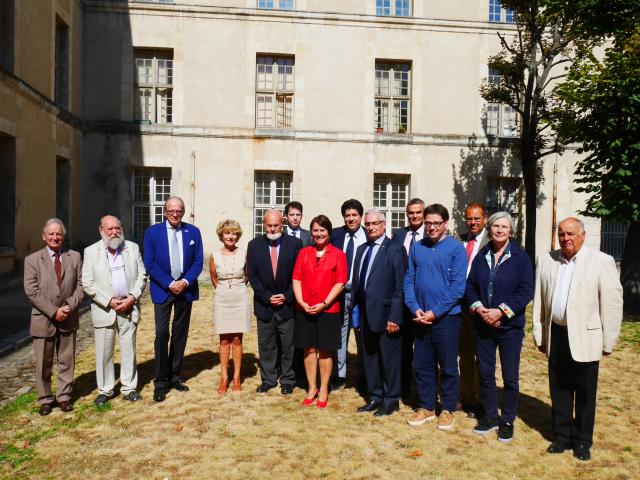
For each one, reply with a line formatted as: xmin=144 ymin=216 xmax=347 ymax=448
xmin=253 ymin=171 xmax=292 ymax=237
xmin=131 ymin=167 xmax=172 ymax=241
xmin=373 ymin=174 xmax=410 ymax=236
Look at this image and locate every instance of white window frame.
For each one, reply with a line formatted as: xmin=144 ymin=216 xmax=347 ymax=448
xmin=256 ymin=55 xmax=294 ymax=129
xmin=376 ymin=0 xmax=411 ymax=17
xmin=374 ymin=61 xmax=411 ymax=134
xmin=485 ymin=67 xmax=519 ymax=138
xmin=489 ymin=0 xmax=515 ymax=23
xmin=373 ymin=174 xmax=410 ymax=236
xmin=486 ymin=176 xmax=523 ymax=233
xmin=131 ymin=167 xmax=172 ymax=241
xmin=134 ymin=49 xmax=173 ymax=124
xmin=253 ymin=171 xmax=293 ymax=237
xmin=257 ymin=0 xmax=294 ymax=9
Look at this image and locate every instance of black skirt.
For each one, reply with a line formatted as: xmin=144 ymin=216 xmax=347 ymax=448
xmin=294 ymin=310 xmax=342 ymax=351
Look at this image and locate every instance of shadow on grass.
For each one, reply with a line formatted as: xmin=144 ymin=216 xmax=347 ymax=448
xmin=72 ymin=350 xmax=259 ymax=401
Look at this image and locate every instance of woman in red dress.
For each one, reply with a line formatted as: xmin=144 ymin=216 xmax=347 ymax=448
xmin=292 ymin=215 xmax=347 ymax=408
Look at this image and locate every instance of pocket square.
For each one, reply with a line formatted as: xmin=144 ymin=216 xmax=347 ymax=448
xmin=189 ymin=239 xmax=195 ymax=246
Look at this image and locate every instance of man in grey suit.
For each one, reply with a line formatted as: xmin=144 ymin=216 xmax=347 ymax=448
xmin=457 ymin=202 xmax=489 ymax=416
xmin=24 ymin=218 xmax=84 ymax=416
xmin=284 ymin=201 xmax=312 ymax=247
xmin=82 ymin=215 xmax=147 ymax=405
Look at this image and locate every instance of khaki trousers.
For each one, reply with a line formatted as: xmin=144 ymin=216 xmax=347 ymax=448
xmin=33 ymin=330 xmax=76 ymax=405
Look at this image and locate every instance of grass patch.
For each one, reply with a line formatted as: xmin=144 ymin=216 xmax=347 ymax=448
xmin=0 ymin=393 xmax=37 ymax=421
xmin=93 ymin=402 xmax=112 ymax=413
xmin=620 ymin=318 xmax=640 ymax=347
xmin=0 ymin=444 xmax=35 ymax=467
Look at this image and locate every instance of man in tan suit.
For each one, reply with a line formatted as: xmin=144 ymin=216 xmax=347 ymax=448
xmin=533 ymin=217 xmax=623 ymax=461
xmin=24 ymin=218 xmax=84 ymax=416
xmin=83 ymin=215 xmax=147 ymax=405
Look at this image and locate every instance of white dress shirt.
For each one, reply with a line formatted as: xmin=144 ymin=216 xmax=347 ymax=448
xmin=357 ymin=236 xmax=384 ymax=289
xmin=286 ymin=226 xmax=301 ymax=239
xmin=403 ymin=224 xmax=425 ymax=254
xmin=106 ymin=247 xmax=128 ymax=299
xmin=166 ymin=220 xmax=184 ymax=273
xmin=341 ymin=226 xmax=367 ymax=287
xmin=551 ymin=249 xmax=581 ymax=326
xmin=464 ymin=228 xmax=487 ymax=277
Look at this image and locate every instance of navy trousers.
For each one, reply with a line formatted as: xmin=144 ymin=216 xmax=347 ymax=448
xmin=475 ymin=324 xmax=524 ymax=423
xmin=413 ymin=314 xmax=462 ymax=412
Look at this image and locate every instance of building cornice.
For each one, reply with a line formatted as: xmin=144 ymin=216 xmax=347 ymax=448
xmin=83 ymin=1 xmax=517 ymax=36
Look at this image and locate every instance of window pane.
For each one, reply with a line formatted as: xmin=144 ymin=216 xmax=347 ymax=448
xmin=157 ymin=59 xmax=173 ymax=85
xmin=486 ymin=103 xmax=500 ymax=136
xmin=276 ymin=94 xmax=293 ymax=128
xmin=258 ymin=0 xmax=275 ymax=8
xmin=134 ymin=88 xmax=152 ymax=121
xmin=374 ymin=99 xmax=389 ymax=131
xmin=277 ymin=58 xmax=294 ymax=91
xmin=256 ymin=94 xmax=274 ymax=127
xmin=489 ymin=0 xmax=501 ymax=22
xmin=393 ymin=67 xmax=410 ymax=96
xmin=395 ymin=0 xmax=410 ymax=17
xmin=376 ymin=0 xmax=391 ymax=16
xmin=256 ymin=56 xmax=273 ymax=90
xmin=154 ymin=171 xmax=171 ymax=202
xmin=135 ymin=58 xmax=153 ymax=84
xmin=505 ymin=9 xmax=515 ymax=22
xmin=375 ymin=67 xmax=390 ymax=96
xmin=488 ymin=67 xmax=501 ymax=86
xmin=157 ymin=89 xmax=172 ymax=124
xmin=373 ymin=180 xmax=387 ymax=208
xmin=502 ymin=105 xmax=518 ymax=137
xmin=134 ymin=168 xmax=150 ymax=202
xmin=278 ymin=0 xmax=294 ymax=10
xmin=133 ymin=205 xmax=150 ymax=240
xmin=391 ymin=211 xmax=404 ymax=229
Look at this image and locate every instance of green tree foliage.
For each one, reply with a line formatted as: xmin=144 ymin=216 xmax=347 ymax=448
xmin=553 ymin=2 xmax=640 ymax=312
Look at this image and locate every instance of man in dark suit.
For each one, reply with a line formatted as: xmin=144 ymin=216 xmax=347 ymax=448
xmin=352 ymin=209 xmax=407 ymax=416
xmin=247 ymin=209 xmax=302 ymax=394
xmin=143 ymin=196 xmax=203 ymax=402
xmin=457 ymin=202 xmax=489 ymax=417
xmin=24 ymin=218 xmax=84 ymax=415
xmin=330 ymin=198 xmax=367 ymax=390
xmin=284 ymin=201 xmax=312 ymax=247
xmin=390 ymin=197 xmax=425 ymax=396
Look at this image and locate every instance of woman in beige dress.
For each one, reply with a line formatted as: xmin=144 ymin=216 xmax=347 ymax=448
xmin=209 ymin=219 xmax=250 ymax=394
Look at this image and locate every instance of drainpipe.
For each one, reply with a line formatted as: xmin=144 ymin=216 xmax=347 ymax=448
xmin=551 ymin=154 xmax=558 ymax=250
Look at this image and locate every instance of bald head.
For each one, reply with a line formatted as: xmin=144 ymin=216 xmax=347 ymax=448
xmin=263 ymin=209 xmax=283 ymax=239
xmin=558 ymin=217 xmax=586 ymax=259
xmin=99 ymin=215 xmax=125 ymax=251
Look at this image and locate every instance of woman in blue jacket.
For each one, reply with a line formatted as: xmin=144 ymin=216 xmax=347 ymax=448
xmin=465 ymin=211 xmax=533 ymax=443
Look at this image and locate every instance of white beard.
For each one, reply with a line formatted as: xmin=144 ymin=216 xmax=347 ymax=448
xmin=266 ymin=232 xmax=282 ymax=241
xmin=101 ymin=232 xmax=125 ymax=251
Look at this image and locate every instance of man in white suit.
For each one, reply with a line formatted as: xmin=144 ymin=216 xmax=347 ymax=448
xmin=533 ymin=217 xmax=623 ymax=461
xmin=83 ymin=215 xmax=147 ymax=405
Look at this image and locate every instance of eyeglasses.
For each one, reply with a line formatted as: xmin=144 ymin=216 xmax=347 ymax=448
xmin=364 ymin=221 xmax=384 ymax=227
xmin=425 ymin=221 xmax=445 ymax=228
xmin=165 ymin=210 xmax=184 ymax=216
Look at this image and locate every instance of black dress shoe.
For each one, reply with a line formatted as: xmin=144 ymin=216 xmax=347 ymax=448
xmin=357 ymin=400 xmax=382 ymax=413
xmin=123 ymin=391 xmax=142 ymax=402
xmin=280 ymin=384 xmax=294 ymax=395
xmin=547 ymin=441 xmax=570 ymax=454
xmin=170 ymin=381 xmax=189 ymax=392
xmin=153 ymin=387 xmax=167 ymax=402
xmin=59 ymin=401 xmax=73 ymax=413
xmin=374 ymin=402 xmax=400 ymax=417
xmin=573 ymin=443 xmax=591 ymax=461
xmin=39 ymin=404 xmax=53 ymax=416
xmin=94 ymin=394 xmax=110 ymax=406
xmin=256 ymin=383 xmax=275 ymax=394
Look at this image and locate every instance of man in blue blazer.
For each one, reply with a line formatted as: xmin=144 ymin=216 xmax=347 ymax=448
xmin=143 ymin=196 xmax=203 ymax=402
xmin=247 ymin=209 xmax=302 ymax=394
xmin=352 ymin=209 xmax=407 ymax=416
xmin=330 ymin=198 xmax=367 ymax=390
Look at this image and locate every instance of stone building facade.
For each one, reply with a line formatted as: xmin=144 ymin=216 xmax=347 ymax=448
xmin=0 ymin=0 xmax=83 ymax=274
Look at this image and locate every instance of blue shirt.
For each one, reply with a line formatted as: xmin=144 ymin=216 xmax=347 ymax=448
xmin=403 ymin=235 xmax=467 ymax=318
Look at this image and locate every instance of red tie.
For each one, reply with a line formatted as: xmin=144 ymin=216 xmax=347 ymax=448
xmin=270 ymin=244 xmax=278 ymax=278
xmin=465 ymin=238 xmax=476 ymax=265
xmin=54 ymin=252 xmax=62 ymax=285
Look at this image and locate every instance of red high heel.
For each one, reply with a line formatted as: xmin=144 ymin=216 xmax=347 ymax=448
xmin=316 ymin=394 xmax=329 ymax=409
xmin=302 ymin=389 xmax=318 ymax=406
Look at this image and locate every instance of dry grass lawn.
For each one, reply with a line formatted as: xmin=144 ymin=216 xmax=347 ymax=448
xmin=1 ymin=285 xmax=639 ymax=479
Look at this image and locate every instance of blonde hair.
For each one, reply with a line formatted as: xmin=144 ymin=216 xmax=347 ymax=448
xmin=216 ymin=219 xmax=243 ymax=242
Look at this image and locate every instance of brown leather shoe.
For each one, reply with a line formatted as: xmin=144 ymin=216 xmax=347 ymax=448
xmin=39 ymin=404 xmax=53 ymax=416
xmin=59 ymin=400 xmax=73 ymax=413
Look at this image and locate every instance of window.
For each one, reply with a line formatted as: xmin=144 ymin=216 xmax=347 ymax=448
xmin=256 ymin=56 xmax=294 ymax=129
xmin=373 ymin=174 xmax=409 ymax=236
xmin=600 ymin=220 xmax=628 ymax=262
xmin=258 ymin=0 xmax=294 ymax=9
xmin=0 ymin=0 xmax=14 ymax=72
xmin=131 ymin=167 xmax=171 ymax=241
xmin=489 ymin=0 xmax=515 ymax=23
xmin=253 ymin=172 xmax=292 ymax=237
xmin=55 ymin=17 xmax=69 ymax=109
xmin=134 ymin=49 xmax=173 ymax=124
xmin=374 ymin=61 xmax=411 ymax=134
xmin=56 ymin=158 xmax=70 ymax=233
xmin=485 ymin=67 xmax=518 ymax=137
xmin=376 ymin=0 xmax=411 ymax=17
xmin=486 ymin=176 xmax=523 ymax=233
xmin=0 ymin=133 xmax=15 ymax=248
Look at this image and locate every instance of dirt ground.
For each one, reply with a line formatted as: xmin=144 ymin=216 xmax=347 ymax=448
xmin=1 ymin=286 xmax=639 ymax=479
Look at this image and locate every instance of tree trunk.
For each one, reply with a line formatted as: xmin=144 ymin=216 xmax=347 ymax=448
xmin=621 ymin=220 xmax=640 ymax=315
xmin=520 ymin=128 xmax=538 ymax=264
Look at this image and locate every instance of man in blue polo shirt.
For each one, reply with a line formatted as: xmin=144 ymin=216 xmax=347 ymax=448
xmin=404 ymin=203 xmax=467 ymax=430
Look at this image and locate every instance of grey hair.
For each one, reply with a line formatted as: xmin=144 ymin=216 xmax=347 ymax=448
xmin=43 ymin=218 xmax=66 ymax=235
xmin=164 ymin=196 xmax=185 ymax=211
xmin=364 ymin=208 xmax=386 ymax=221
xmin=486 ymin=211 xmax=515 ymax=236
xmin=559 ymin=217 xmax=585 ymax=233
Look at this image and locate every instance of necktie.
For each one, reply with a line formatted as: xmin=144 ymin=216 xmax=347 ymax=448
xmin=54 ymin=252 xmax=62 ymax=285
xmin=169 ymin=228 xmax=181 ymax=280
xmin=358 ymin=242 xmax=375 ymax=294
xmin=270 ymin=242 xmax=278 ymax=278
xmin=345 ymin=233 xmax=355 ymax=278
xmin=410 ymin=230 xmax=417 ymax=250
xmin=465 ymin=237 xmax=476 ymax=265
